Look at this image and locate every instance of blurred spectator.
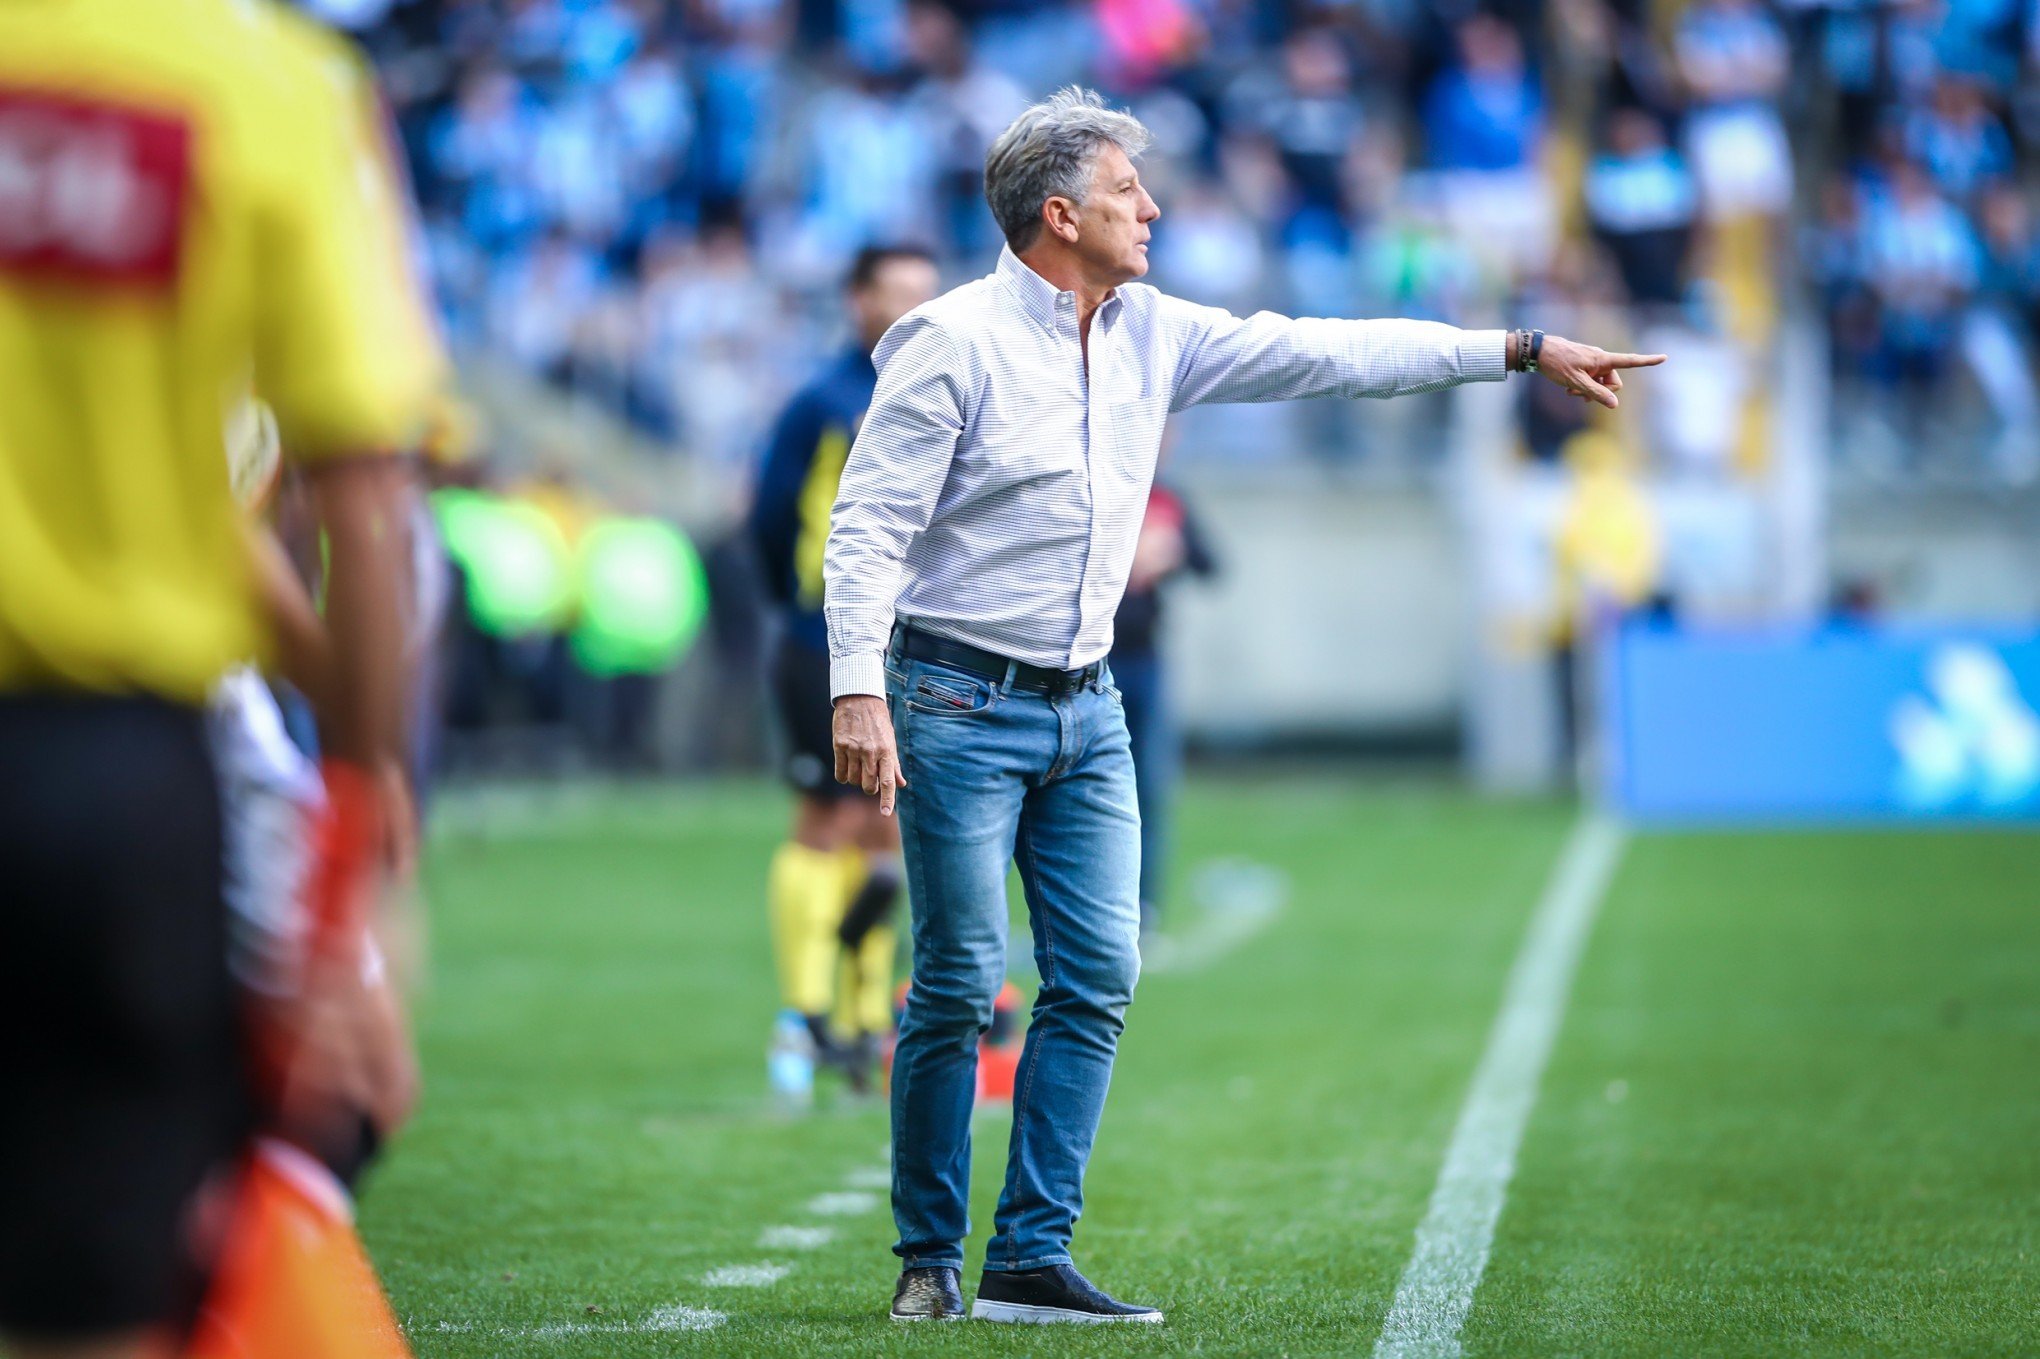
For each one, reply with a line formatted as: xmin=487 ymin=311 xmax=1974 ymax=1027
xmin=1965 ymin=182 xmax=2040 ymax=477
xmin=1421 ymin=14 xmax=1552 ymax=275
xmin=796 ymin=72 xmax=941 ymax=266
xmin=636 ymin=223 xmax=790 ymax=461
xmin=1805 ymin=174 xmax=1880 ymax=382
xmin=1904 ymin=77 xmax=2013 ymax=205
xmin=1675 ymin=0 xmax=1793 ymax=222
xmin=1551 ymin=428 xmax=1663 ymax=761
xmin=488 ymin=232 xmax=602 ymax=379
xmin=612 ymin=44 xmax=697 ymax=229
xmin=1584 ymin=107 xmax=1698 ymax=309
xmin=903 ymin=1 xmax=1027 ymax=258
xmin=429 ymin=64 xmax=541 ymax=250
xmin=1977 ymin=182 xmax=2040 ymax=328
xmin=1227 ymin=27 xmax=1369 ymax=249
xmin=326 ymin=0 xmax=2039 ymax=489
xmin=1359 ymin=185 xmax=1480 ymax=323
xmin=1862 ymin=159 xmax=1979 ymax=422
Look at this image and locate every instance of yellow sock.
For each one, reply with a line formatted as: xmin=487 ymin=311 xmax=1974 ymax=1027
xmin=832 ymin=946 xmax=861 ymax=1041
xmin=768 ymin=842 xmax=843 ymax=1015
xmin=829 ymin=851 xmax=899 ymax=1038
xmin=830 ymin=849 xmax=871 ymax=1038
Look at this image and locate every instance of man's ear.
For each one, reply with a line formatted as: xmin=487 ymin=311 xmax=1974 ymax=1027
xmin=1043 ymin=195 xmax=1081 ymax=245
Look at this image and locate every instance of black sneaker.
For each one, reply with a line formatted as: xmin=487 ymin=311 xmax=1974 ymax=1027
xmin=890 ymin=1266 xmax=965 ymax=1322
xmin=971 ymin=1264 xmax=1163 ymax=1325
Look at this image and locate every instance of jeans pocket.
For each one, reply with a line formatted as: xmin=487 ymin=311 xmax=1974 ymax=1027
xmin=904 ymin=670 xmax=992 ymax=716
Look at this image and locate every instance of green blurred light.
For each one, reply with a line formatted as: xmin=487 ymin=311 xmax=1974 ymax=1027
xmin=432 ymin=489 xmax=575 ymax=637
xmin=569 ymin=517 xmax=709 ymax=676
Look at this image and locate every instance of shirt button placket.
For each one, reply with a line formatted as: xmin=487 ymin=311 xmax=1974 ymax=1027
xmin=1063 ymin=291 xmax=1099 ymax=667
xmin=1077 ymin=318 xmax=1114 ymax=662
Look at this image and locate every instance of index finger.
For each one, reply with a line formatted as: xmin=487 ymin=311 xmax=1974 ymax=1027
xmin=878 ymin=755 xmax=898 ymax=818
xmin=1604 ymin=352 xmax=1667 ymax=368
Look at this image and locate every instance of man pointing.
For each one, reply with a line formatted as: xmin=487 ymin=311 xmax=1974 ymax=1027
xmin=827 ymin=86 xmax=1663 ymax=1325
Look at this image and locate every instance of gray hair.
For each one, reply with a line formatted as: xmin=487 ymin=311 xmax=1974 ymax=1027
xmin=984 ymin=86 xmax=1153 ymax=251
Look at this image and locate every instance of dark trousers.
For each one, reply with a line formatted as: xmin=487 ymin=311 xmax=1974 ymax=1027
xmin=1108 ymin=647 xmax=1178 ymax=928
xmin=0 ymin=695 xmax=244 ymax=1337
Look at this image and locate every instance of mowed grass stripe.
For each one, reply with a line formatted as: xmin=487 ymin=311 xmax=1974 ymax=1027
xmin=1466 ymin=828 xmax=2040 ymax=1358
xmin=370 ymin=780 xmax=1578 ymax=1356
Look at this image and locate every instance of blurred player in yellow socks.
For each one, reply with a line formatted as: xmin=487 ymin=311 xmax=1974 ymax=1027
xmin=833 ymin=853 xmax=903 ymax=1071
xmin=751 ymin=247 xmax=938 ymax=1103
xmin=0 ymin=0 xmax=438 ymax=1353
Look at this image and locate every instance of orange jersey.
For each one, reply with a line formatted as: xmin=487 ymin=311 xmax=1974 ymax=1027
xmin=0 ymin=0 xmax=442 ymax=701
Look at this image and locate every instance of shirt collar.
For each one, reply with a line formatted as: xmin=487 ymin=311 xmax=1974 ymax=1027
xmin=997 ymin=245 xmax=1121 ymax=336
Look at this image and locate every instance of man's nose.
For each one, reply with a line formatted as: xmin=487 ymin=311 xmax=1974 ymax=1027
xmin=1140 ymin=192 xmax=1160 ymax=223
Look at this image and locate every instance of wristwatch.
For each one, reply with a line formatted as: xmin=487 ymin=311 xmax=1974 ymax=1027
xmin=1516 ymin=328 xmax=1545 ymax=374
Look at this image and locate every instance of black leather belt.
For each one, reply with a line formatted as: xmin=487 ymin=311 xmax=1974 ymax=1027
xmin=894 ymin=626 xmax=1103 ymax=695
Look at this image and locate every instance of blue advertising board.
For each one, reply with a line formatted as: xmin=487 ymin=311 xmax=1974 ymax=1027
xmin=1600 ymin=622 xmax=2040 ymax=823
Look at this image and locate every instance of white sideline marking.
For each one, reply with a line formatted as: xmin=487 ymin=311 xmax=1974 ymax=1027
xmin=644 ymin=1304 xmax=727 ymax=1331
xmin=702 ymin=1262 xmax=791 ymax=1288
xmin=805 ymin=1190 xmax=878 ymax=1215
xmin=422 ymin=1303 xmax=725 ymax=1338
xmin=1143 ymin=859 xmax=1290 ymax=975
xmin=1373 ymin=814 xmax=1628 ymax=1359
xmin=760 ymin=1224 xmax=835 ymax=1250
xmin=843 ymin=1165 xmax=892 ymax=1190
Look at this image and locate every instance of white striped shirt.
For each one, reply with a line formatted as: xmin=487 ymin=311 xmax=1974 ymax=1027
xmin=824 ymin=245 xmax=1509 ymax=699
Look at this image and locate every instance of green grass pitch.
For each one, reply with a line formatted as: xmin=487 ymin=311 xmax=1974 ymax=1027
xmin=367 ymin=779 xmax=2037 ymax=1357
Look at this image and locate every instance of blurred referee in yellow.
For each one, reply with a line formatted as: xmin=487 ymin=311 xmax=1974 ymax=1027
xmin=0 ymin=0 xmax=438 ymax=1353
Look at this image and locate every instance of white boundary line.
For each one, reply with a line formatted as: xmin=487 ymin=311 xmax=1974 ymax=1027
xmin=423 ymin=1303 xmax=726 ymax=1337
xmin=702 ymin=1262 xmax=792 ymax=1288
xmin=759 ymin=1224 xmax=835 ymax=1250
xmin=1373 ymin=813 xmax=1629 ymax=1359
xmin=420 ymin=1152 xmax=891 ymax=1337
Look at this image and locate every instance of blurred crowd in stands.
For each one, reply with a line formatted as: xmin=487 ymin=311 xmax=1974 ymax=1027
xmin=313 ymin=0 xmax=2040 ymax=484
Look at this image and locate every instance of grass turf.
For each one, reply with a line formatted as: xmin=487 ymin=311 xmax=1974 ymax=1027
xmin=365 ymin=779 xmax=2038 ymax=1357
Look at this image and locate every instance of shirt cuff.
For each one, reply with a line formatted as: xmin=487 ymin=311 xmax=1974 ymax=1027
xmin=1461 ymin=329 xmax=1509 ymax=382
xmin=830 ymin=651 xmax=888 ymax=701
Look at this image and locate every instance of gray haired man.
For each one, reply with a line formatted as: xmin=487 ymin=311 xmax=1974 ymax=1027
xmin=827 ymin=87 xmax=1664 ymax=1325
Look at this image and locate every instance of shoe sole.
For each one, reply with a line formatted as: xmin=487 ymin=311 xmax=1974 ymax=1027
xmin=890 ymin=1312 xmax=964 ymax=1323
xmin=971 ymin=1299 xmax=1163 ymax=1325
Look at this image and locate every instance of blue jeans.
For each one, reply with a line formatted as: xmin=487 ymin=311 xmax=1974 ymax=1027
xmin=885 ymin=641 xmax=1142 ymax=1274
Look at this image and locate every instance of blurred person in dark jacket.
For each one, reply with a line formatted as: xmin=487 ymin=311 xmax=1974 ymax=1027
xmin=748 ymin=245 xmax=940 ymax=1104
xmin=1585 ymin=107 xmax=1698 ymax=310
xmin=1109 ymin=483 xmax=1217 ymax=936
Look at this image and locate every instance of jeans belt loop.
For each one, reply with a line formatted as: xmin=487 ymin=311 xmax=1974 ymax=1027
xmin=1000 ymin=658 xmax=1019 ymax=697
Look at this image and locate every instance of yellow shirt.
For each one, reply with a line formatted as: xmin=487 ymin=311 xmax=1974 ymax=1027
xmin=0 ymin=0 xmax=441 ymax=702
